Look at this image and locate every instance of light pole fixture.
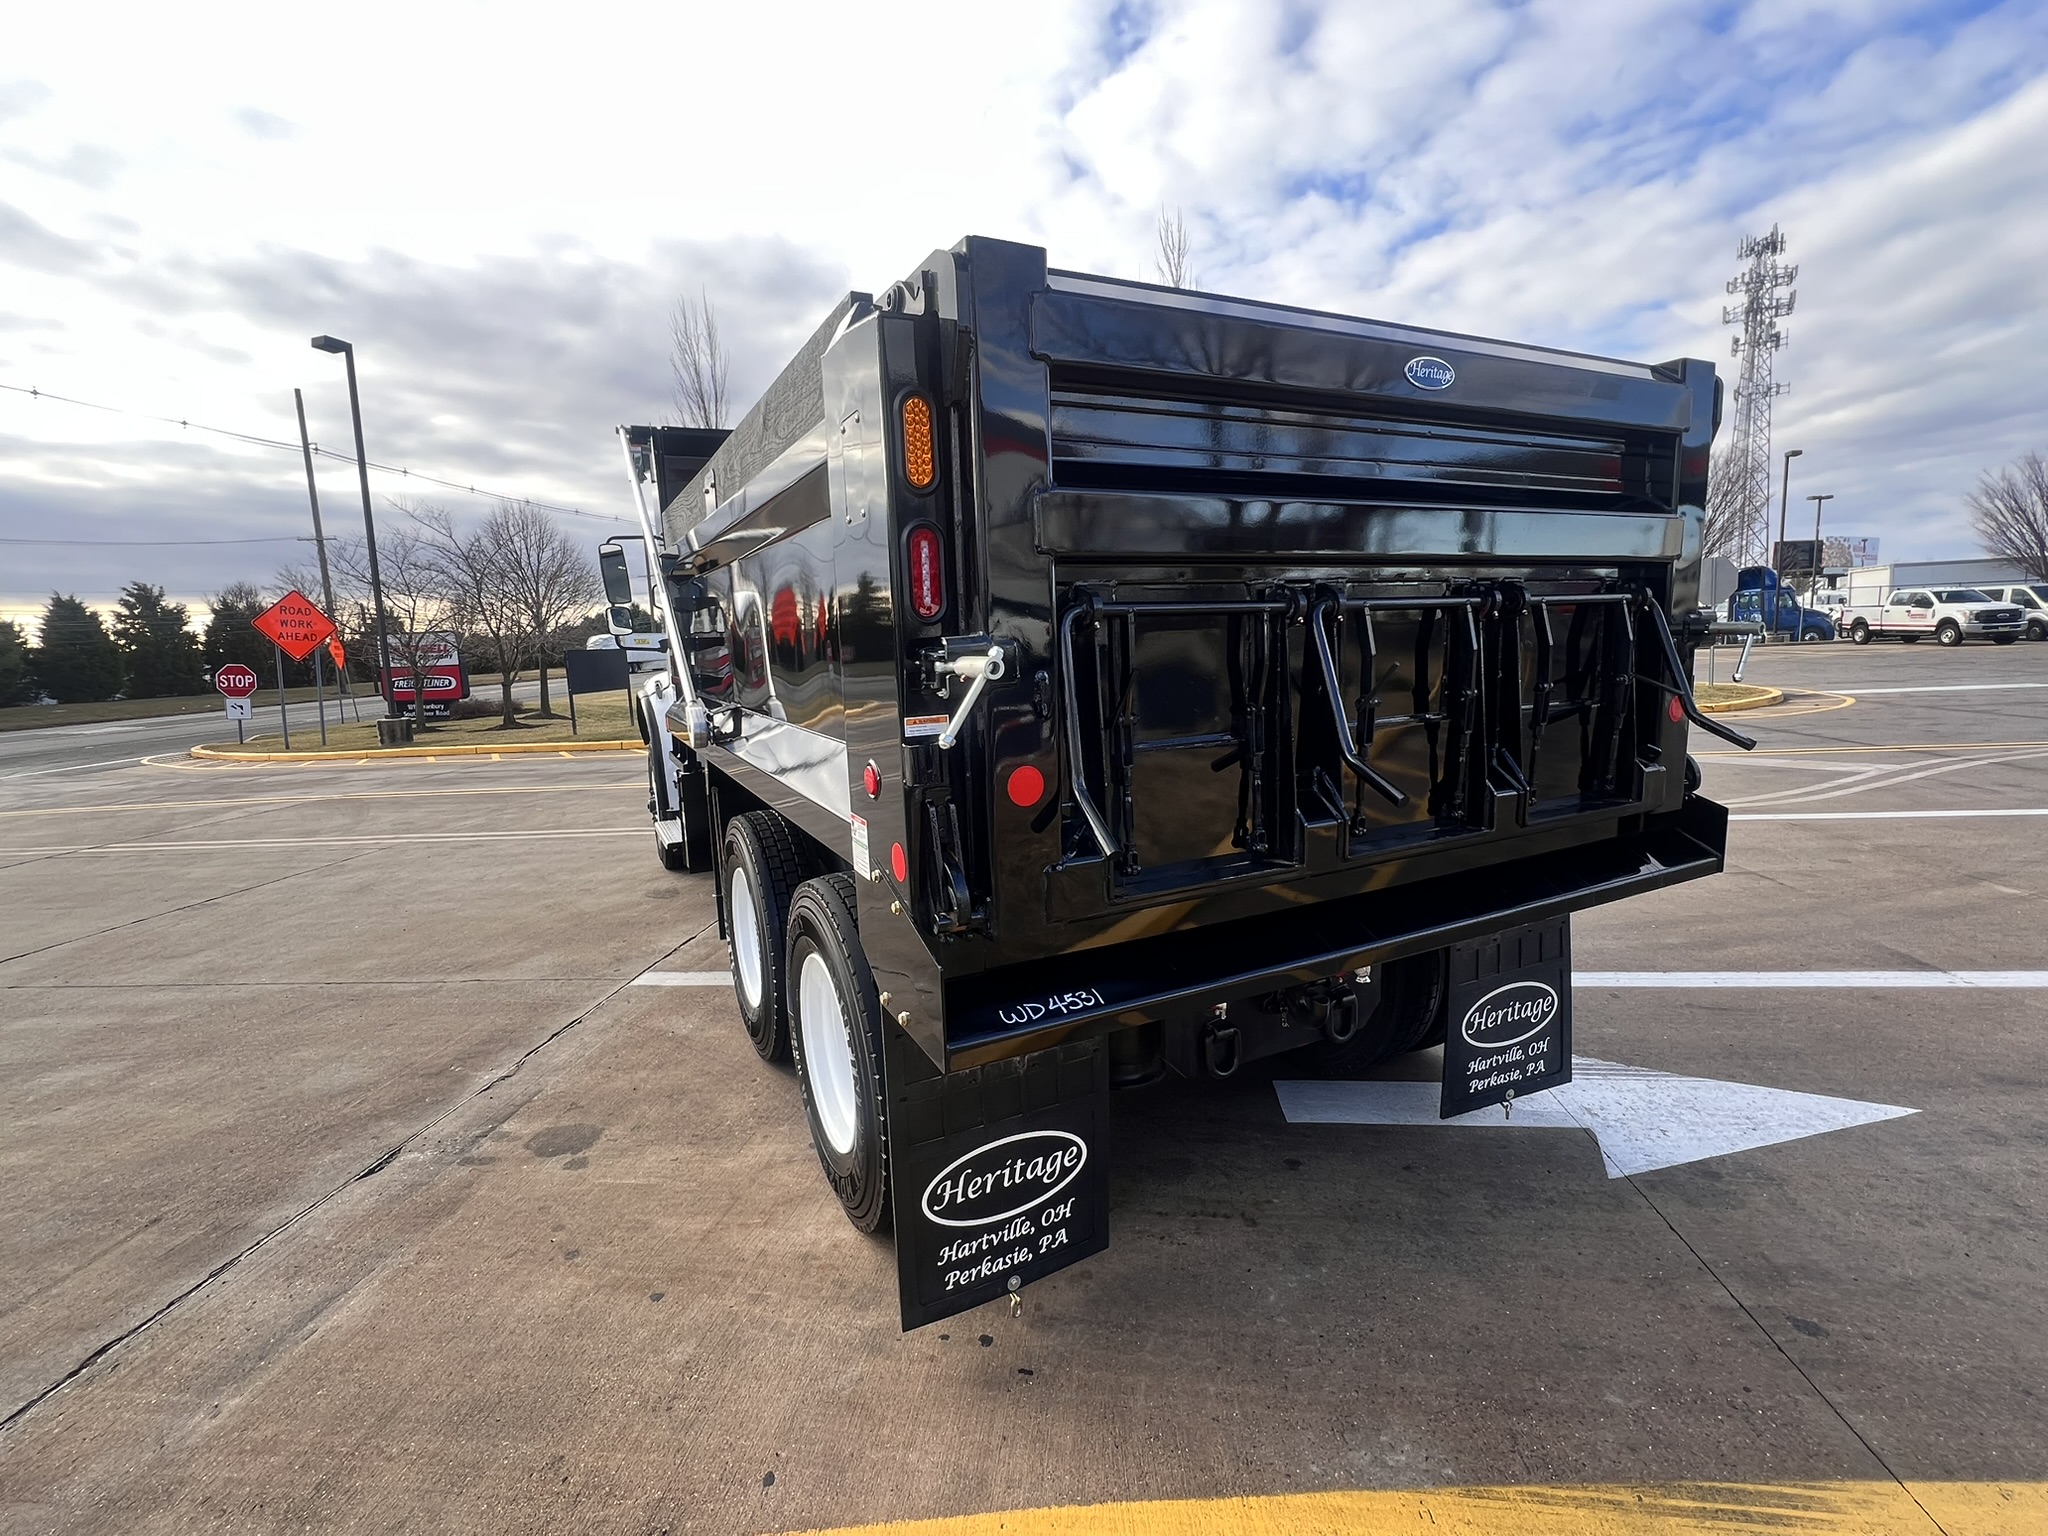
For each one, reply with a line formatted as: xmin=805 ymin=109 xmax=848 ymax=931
xmin=1777 ymin=448 xmax=1804 ymax=568
xmin=1807 ymin=491 xmax=1835 ymax=601
xmin=311 ymin=334 xmax=398 ymax=716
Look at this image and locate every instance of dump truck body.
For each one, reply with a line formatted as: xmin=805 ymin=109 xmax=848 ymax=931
xmin=612 ymin=237 xmax=1746 ymax=1329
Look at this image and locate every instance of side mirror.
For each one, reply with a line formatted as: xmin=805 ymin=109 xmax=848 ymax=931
xmin=598 ymin=541 xmax=634 ymax=607
xmin=607 ymin=604 xmax=636 ymax=636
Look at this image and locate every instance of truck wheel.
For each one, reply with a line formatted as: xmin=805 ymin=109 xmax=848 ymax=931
xmin=1936 ymin=621 xmax=1962 ymax=647
xmin=2029 ymin=620 xmax=2048 ymax=641
xmin=787 ymin=874 xmax=890 ymax=1233
xmin=1850 ymin=620 xmax=1871 ymax=644
xmin=1899 ymin=635 xmax=1919 ymax=644
xmin=1310 ymin=952 xmax=1448 ymax=1076
xmin=724 ymin=812 xmax=805 ymax=1063
xmin=1800 ymin=628 xmax=1822 ymax=643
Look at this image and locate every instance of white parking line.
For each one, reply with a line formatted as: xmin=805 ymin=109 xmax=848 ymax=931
xmin=631 ymin=971 xmax=735 ymax=987
xmin=0 ymin=829 xmax=644 ymax=853
xmin=1831 ymin=683 xmax=2048 ymax=695
xmin=1731 ymin=808 xmax=2048 ymax=821
xmin=0 ymin=757 xmax=146 ymax=781
xmin=1577 ymin=970 xmax=2048 ymax=988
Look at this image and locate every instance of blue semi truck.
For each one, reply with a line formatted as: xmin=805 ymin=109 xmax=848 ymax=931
xmin=1730 ymin=567 xmax=1835 ymax=642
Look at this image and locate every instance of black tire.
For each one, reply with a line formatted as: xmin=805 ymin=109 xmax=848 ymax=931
xmin=2028 ymin=620 xmax=2048 ymax=641
xmin=786 ymin=874 xmax=890 ymax=1233
xmin=1935 ymin=621 xmax=1962 ymax=648
xmin=1850 ymin=620 xmax=1871 ymax=645
xmin=723 ymin=812 xmax=806 ymax=1063
xmin=1310 ymin=951 xmax=1449 ymax=1076
xmin=1800 ymin=628 xmax=1823 ymax=643
xmin=1900 ymin=635 xmax=1919 ymax=644
xmin=1994 ymin=635 xmax=2019 ymax=646
xmin=1684 ymin=753 xmax=1703 ymax=798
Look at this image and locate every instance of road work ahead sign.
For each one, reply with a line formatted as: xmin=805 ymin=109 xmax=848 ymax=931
xmin=252 ymin=590 xmax=338 ymax=663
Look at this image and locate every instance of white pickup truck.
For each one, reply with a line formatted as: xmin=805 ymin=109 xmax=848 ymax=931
xmin=1980 ymin=583 xmax=2048 ymax=641
xmin=1845 ymin=587 xmax=2027 ymax=646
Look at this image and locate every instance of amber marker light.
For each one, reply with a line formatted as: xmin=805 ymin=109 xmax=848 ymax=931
xmin=901 ymin=394 xmax=937 ymax=490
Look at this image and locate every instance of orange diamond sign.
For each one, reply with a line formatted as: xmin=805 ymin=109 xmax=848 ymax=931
xmin=252 ymin=590 xmax=338 ymax=663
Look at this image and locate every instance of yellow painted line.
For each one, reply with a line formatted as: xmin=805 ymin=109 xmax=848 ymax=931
xmin=186 ymin=739 xmax=638 ymax=763
xmin=787 ymin=1480 xmax=2047 ymax=1536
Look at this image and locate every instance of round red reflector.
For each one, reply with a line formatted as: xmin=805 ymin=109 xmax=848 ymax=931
xmin=863 ymin=761 xmax=881 ymax=798
xmin=1667 ymin=695 xmax=1685 ymax=723
xmin=905 ymin=522 xmax=944 ymax=622
xmin=890 ymin=842 xmax=908 ymax=883
xmin=1006 ymin=764 xmax=1046 ymax=807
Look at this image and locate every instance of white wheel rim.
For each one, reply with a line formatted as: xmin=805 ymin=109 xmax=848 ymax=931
xmin=799 ymin=949 xmax=859 ymax=1156
xmin=730 ymin=865 xmax=764 ymax=1009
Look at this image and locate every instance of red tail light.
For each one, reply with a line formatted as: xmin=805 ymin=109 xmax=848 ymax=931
xmin=906 ymin=522 xmax=945 ymax=622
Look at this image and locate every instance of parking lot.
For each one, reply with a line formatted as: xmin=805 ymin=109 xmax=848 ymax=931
xmin=1 ymin=639 xmax=2043 ymax=1534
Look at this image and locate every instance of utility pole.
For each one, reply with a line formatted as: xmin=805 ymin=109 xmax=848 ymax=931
xmin=293 ymin=389 xmax=351 ymax=728
xmin=1722 ymin=227 xmax=1798 ymax=569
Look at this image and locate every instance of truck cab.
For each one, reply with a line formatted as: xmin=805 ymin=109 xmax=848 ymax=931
xmin=1727 ymin=581 xmax=1834 ymax=642
xmin=1981 ymin=584 xmax=2048 ymax=641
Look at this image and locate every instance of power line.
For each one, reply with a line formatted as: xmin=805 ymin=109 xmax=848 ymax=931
xmin=0 ymin=380 xmax=633 ymax=525
xmin=1 ymin=536 xmax=314 ymax=547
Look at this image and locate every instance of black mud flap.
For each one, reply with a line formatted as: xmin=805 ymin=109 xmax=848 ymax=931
xmin=885 ymin=1025 xmax=1109 ymax=1332
xmin=1441 ymin=916 xmax=1573 ymax=1118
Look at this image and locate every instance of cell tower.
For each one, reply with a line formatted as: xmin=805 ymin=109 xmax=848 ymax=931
xmin=1721 ymin=225 xmax=1797 ymax=568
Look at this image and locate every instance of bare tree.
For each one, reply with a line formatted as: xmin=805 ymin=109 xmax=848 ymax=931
xmin=329 ymin=506 xmax=458 ymax=727
xmin=493 ymin=501 xmax=603 ymax=716
xmin=1155 ymin=207 xmax=1197 ymax=290
xmin=411 ymin=503 xmax=531 ymax=726
xmin=1700 ymin=445 xmax=1747 ymax=563
xmin=670 ymin=289 xmax=731 ymax=428
xmin=1969 ymin=451 xmax=2048 ymax=581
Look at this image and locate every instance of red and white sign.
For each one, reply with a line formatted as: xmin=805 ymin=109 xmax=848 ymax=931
xmin=213 ymin=663 xmax=260 ymax=699
xmin=252 ymin=590 xmax=338 ymax=662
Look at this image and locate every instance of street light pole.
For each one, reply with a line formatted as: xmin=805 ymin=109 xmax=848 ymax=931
xmin=311 ymin=335 xmax=396 ymax=717
xmin=1807 ymin=492 xmax=1835 ymax=604
xmin=1777 ymin=448 xmax=1804 ymax=570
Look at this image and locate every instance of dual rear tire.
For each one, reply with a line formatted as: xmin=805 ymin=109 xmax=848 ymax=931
xmin=722 ymin=815 xmax=890 ymax=1232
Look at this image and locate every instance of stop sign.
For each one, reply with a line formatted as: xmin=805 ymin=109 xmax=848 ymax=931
xmin=214 ymin=664 xmax=260 ymax=699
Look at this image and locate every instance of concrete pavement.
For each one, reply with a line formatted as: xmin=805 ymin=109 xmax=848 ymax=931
xmin=0 ymin=640 xmax=2042 ymax=1533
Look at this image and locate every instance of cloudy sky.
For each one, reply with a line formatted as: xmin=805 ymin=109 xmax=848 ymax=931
xmin=4 ymin=0 xmax=2045 ymax=630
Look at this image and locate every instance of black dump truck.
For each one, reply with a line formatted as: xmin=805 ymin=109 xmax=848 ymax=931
xmin=603 ymin=236 xmax=1753 ymax=1330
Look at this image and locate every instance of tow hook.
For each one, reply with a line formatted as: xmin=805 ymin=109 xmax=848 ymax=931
xmin=1203 ymin=1018 xmax=1241 ymax=1078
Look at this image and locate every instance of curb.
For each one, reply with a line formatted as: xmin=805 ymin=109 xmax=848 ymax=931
xmin=190 ymin=739 xmax=641 ymax=764
xmin=1698 ymin=686 xmax=1784 ymax=714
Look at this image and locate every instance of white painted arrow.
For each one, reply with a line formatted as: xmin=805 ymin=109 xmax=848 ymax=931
xmin=1274 ymin=1057 xmax=1916 ymax=1178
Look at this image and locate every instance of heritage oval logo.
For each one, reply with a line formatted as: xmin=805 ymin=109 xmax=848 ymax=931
xmin=1460 ymin=980 xmax=1559 ymax=1049
xmin=1404 ymin=355 xmax=1456 ymax=390
xmin=920 ymin=1130 xmax=1087 ymax=1229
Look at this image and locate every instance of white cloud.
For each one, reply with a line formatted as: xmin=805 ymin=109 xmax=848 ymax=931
xmin=2 ymin=0 xmax=2046 ymax=620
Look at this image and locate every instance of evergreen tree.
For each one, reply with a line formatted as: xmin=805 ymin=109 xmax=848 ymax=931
xmin=30 ymin=594 xmax=125 ymax=703
xmin=204 ymin=582 xmax=274 ymax=674
xmin=0 ymin=619 xmax=33 ymax=706
xmin=111 ymin=582 xmax=207 ymax=697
